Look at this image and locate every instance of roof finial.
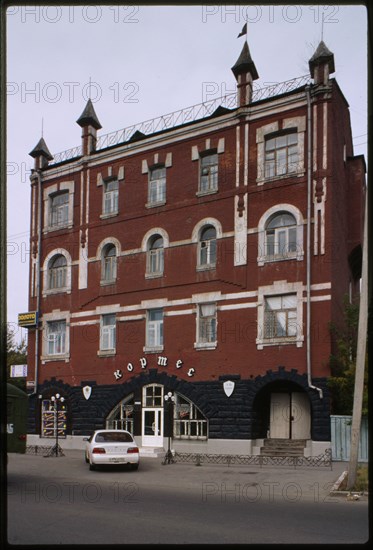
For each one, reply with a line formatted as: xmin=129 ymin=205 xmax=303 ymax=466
xmin=237 ymin=21 xmax=247 ymax=41
xmin=88 ymin=76 xmax=92 ymax=100
xmin=321 ymin=12 xmax=324 ymax=42
xmin=41 ymin=117 xmax=44 ymax=138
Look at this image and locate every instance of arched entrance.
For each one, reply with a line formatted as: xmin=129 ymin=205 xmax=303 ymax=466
xmin=253 ymin=380 xmax=311 ymax=440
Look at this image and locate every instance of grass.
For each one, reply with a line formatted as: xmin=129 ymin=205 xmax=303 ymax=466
xmin=340 ymin=464 xmax=369 ymax=492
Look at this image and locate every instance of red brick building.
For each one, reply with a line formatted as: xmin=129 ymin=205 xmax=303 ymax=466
xmin=25 ymin=39 xmax=365 ymax=455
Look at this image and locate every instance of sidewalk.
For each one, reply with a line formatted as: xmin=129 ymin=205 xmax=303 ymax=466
xmin=21 ymin=448 xmax=361 ymax=503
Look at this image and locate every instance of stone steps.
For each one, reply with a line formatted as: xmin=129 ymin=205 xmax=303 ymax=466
xmin=260 ymin=439 xmax=306 ymax=457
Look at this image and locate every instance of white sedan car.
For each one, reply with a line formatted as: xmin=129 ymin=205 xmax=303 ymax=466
xmin=84 ymin=430 xmax=140 ymax=470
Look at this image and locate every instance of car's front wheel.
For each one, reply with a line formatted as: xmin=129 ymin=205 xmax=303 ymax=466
xmin=85 ymin=453 xmax=89 ymax=463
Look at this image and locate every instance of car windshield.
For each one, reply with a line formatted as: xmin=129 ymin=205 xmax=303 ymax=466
xmin=95 ymin=432 xmax=133 ymax=443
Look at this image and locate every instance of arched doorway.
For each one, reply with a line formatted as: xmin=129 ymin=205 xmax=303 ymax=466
xmin=253 ymin=380 xmax=311 ymax=440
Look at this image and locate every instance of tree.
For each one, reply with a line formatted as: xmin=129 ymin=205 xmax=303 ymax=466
xmin=6 ymin=328 xmax=27 ymax=391
xmin=327 ymin=296 xmax=368 ymax=415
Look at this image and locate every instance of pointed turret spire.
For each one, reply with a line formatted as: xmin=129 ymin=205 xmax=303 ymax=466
xmin=231 ymin=42 xmax=259 ymax=106
xmin=76 ymin=99 xmax=102 ymax=155
xmin=29 ymin=137 xmax=53 ymax=169
xmin=309 ymin=40 xmax=335 ymax=85
xmin=76 ymin=98 xmax=102 ymax=130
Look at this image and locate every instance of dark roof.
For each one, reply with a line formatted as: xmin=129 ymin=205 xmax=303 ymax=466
xmin=309 ymin=40 xmax=335 ymax=77
xmin=29 ymin=137 xmax=53 ymax=160
xmin=128 ymin=130 xmax=146 ymax=142
xmin=231 ymin=42 xmax=259 ymax=80
xmin=76 ymin=99 xmax=102 ymax=129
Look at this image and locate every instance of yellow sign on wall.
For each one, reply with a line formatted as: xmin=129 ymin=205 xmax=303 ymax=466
xmin=18 ymin=311 xmax=38 ymax=327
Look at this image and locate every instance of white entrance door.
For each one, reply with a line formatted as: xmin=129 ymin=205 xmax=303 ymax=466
xmin=142 ymin=408 xmax=163 ymax=447
xmin=270 ymin=392 xmax=311 ymax=439
xmin=291 ymin=392 xmax=311 ymax=439
xmin=270 ymin=393 xmax=290 ymax=438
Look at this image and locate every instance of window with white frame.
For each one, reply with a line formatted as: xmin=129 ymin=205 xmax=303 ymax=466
xmin=200 ymin=153 xmax=218 ymax=193
xmin=100 ymin=314 xmax=116 ymax=352
xmin=148 ymin=166 xmax=166 ymax=205
xmin=48 ymin=254 xmax=67 ymax=290
xmin=147 ymin=235 xmax=164 ymax=276
xmin=50 ymin=192 xmax=69 ymax=228
xmin=143 ymin=384 xmax=163 ymax=407
xmin=101 ymin=244 xmax=117 ymax=283
xmin=198 ymin=225 xmax=217 ymax=268
xmin=197 ymin=303 xmax=217 ymax=345
xmin=103 ymin=179 xmax=119 ymax=215
xmin=265 ymin=132 xmax=298 ymax=178
xmin=47 ymin=320 xmax=66 ymax=356
xmin=265 ymin=212 xmax=297 ymax=258
xmin=146 ymin=309 xmax=163 ymax=349
xmin=106 ymin=394 xmax=134 ymax=433
xmin=264 ymin=294 xmax=297 ymax=339
xmin=173 ymin=393 xmax=208 ymax=439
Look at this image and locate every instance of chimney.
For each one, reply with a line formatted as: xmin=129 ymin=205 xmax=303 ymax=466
xmin=309 ymin=40 xmax=335 ymax=86
xmin=231 ymin=42 xmax=259 ymax=106
xmin=76 ymin=99 xmax=102 ymax=156
xmin=29 ymin=137 xmax=53 ymax=170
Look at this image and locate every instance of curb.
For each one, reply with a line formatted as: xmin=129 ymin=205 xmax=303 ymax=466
xmin=329 ymin=470 xmax=369 ymax=499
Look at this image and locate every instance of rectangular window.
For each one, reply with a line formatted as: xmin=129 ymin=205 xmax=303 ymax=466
xmin=146 ymin=309 xmax=163 ymax=348
xmin=265 ymin=133 xmax=298 ymax=178
xmin=148 ymin=248 xmax=164 ymax=274
xmin=103 ymin=179 xmax=119 ymax=215
xmin=198 ymin=303 xmax=216 ymax=343
xmin=47 ymin=320 xmax=66 ymax=356
xmin=200 ymin=153 xmax=218 ymax=193
xmin=50 ymin=193 xmax=69 ymax=228
xmin=149 ymin=167 xmax=166 ymax=205
xmin=100 ymin=314 xmax=116 ymax=351
xmin=264 ymin=295 xmax=297 ymax=339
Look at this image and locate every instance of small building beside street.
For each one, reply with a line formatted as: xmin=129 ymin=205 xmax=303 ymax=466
xmin=24 ymin=36 xmax=365 ymax=455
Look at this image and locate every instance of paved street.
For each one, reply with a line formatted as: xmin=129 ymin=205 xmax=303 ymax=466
xmin=6 ymin=451 xmax=369 ymax=545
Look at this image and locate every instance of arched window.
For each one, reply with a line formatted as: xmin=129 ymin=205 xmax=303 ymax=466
xmin=106 ymin=394 xmax=134 ymax=433
xmin=265 ymin=212 xmax=297 ymax=258
xmin=147 ymin=235 xmax=164 ymax=276
xmin=198 ymin=225 xmax=216 ymax=268
xmin=173 ymin=393 xmax=208 ymax=439
xmin=48 ymin=254 xmax=67 ymax=289
xmin=101 ymin=244 xmax=117 ymax=283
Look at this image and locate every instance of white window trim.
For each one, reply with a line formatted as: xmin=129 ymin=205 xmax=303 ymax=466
xmin=144 ymin=309 xmax=164 ymax=353
xmin=256 ymin=281 xmax=304 ymax=350
xmin=257 ymin=204 xmax=304 ymax=266
xmin=146 ymin=166 xmax=166 ymax=208
xmin=41 ymin=310 xmax=71 ymax=363
xmin=197 ymin=152 xmax=219 ymax=196
xmin=195 ymin=303 xmax=217 ymax=350
xmin=101 ymin=178 xmax=119 ymax=218
xmin=256 ymin=117 xmax=306 ymax=185
xmin=98 ymin=314 xmax=116 ymax=356
xmin=42 ymin=248 xmax=72 ymax=296
xmin=96 ymin=238 xmax=121 ymax=285
xmin=43 ymin=181 xmax=74 ymax=233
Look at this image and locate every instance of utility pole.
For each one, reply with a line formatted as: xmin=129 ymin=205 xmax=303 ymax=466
xmin=347 ymin=189 xmax=368 ymax=490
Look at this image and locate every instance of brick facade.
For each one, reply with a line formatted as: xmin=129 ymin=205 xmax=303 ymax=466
xmin=25 ymin=40 xmax=365 ymax=454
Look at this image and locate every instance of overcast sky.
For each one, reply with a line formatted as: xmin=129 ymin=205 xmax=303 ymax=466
xmin=6 ymin=4 xmax=368 ymax=343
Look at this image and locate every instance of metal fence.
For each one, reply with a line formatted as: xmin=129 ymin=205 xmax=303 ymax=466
xmin=166 ymin=449 xmax=332 ymax=469
xmin=330 ymin=415 xmax=368 ymax=462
